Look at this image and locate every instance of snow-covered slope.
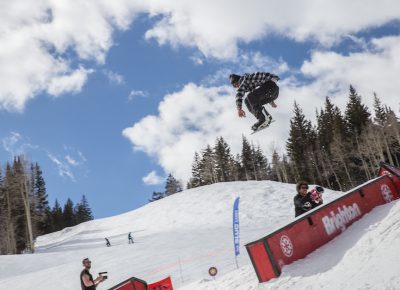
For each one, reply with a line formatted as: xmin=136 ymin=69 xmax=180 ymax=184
xmin=0 ymin=180 xmax=399 ymax=290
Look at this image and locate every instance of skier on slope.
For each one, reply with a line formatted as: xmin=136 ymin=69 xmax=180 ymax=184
xmin=229 ymin=72 xmax=280 ymax=132
xmin=294 ymin=181 xmax=324 ymax=217
xmin=105 ymin=237 xmax=111 ymax=247
xmin=128 ymin=232 xmax=134 ymax=244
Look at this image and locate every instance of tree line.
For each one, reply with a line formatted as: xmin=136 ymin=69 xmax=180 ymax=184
xmin=0 ymin=156 xmax=93 ymax=254
xmin=185 ymin=86 xmax=400 ymax=192
xmin=149 ymin=173 xmax=183 ymax=202
xmin=186 ymin=136 xmax=270 ymax=188
xmin=148 ymin=137 xmax=272 ymax=202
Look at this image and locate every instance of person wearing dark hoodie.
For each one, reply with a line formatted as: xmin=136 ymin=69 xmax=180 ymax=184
xmin=294 ymin=181 xmax=324 ymax=217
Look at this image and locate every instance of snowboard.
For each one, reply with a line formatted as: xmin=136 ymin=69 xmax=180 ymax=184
xmin=250 ymin=119 xmax=275 ymax=135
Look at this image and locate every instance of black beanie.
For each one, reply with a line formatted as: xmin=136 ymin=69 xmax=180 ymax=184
xmin=229 ymin=74 xmax=241 ymax=85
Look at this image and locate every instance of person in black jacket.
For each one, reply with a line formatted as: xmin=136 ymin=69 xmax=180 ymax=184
xmin=229 ymin=72 xmax=280 ymax=131
xmin=128 ymin=232 xmax=134 ymax=244
xmin=294 ymin=181 xmax=324 ymax=217
xmin=80 ymin=258 xmax=105 ymax=290
xmin=105 ymin=238 xmax=111 ymax=247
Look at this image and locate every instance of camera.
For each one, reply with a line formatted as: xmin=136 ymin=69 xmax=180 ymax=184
xmin=99 ymin=272 xmax=108 ymax=279
xmin=315 ymin=186 xmax=324 ymax=193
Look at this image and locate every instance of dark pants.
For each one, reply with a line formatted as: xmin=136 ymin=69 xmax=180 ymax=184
xmin=245 ymin=80 xmax=279 ymax=121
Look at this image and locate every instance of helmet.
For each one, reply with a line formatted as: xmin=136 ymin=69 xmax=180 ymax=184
xmin=229 ymin=74 xmax=241 ymax=85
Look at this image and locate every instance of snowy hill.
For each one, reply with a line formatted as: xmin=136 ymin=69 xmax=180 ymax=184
xmin=0 ymin=180 xmax=399 ymax=290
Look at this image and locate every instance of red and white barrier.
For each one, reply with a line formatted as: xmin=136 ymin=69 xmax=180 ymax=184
xmin=107 ymin=277 xmax=147 ymax=290
xmin=107 ymin=275 xmax=174 ymax=290
xmin=379 ymin=162 xmax=400 ymax=188
xmin=148 ymin=276 xmax=173 ymax=290
xmin=246 ymin=164 xmax=400 ymax=283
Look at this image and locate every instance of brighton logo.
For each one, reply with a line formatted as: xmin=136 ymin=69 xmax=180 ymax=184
xmin=322 ymin=203 xmax=361 ymax=235
xmin=280 ymin=235 xmax=293 ymax=257
xmin=381 ymin=184 xmax=393 ymax=203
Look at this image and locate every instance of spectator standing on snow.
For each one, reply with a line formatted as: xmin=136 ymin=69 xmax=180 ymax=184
xmin=80 ymin=258 xmax=105 ymax=290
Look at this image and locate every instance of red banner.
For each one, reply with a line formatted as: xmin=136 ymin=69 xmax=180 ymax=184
xmin=148 ymin=276 xmax=173 ymax=290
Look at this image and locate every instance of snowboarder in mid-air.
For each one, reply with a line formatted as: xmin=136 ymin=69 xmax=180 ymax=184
xmin=229 ymin=72 xmax=280 ymax=133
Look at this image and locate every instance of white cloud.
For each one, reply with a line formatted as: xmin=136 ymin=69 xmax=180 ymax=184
xmin=2 ymin=132 xmax=22 ymax=155
xmin=64 ymin=147 xmax=87 ymax=167
xmin=47 ymin=148 xmax=87 ymax=181
xmin=144 ymin=0 xmax=400 ymax=58
xmin=123 ymin=34 xmax=400 ymax=183
xmin=202 ymin=51 xmax=289 ymax=86
xmin=1 ymin=0 xmax=399 ymax=110
xmin=128 ymin=90 xmax=148 ymax=101
xmin=2 ymin=132 xmax=22 ymax=152
xmin=1 ymin=132 xmax=37 ymax=156
xmin=123 ymin=82 xmax=290 ymax=182
xmin=47 ymin=67 xmax=93 ymax=96
xmin=0 ymin=0 xmax=144 ymax=111
xmin=103 ymin=69 xmax=125 ymax=85
xmin=47 ymin=153 xmax=76 ymax=182
xmin=142 ymin=171 xmax=164 ymax=185
xmin=295 ymin=35 xmax=400 ymax=115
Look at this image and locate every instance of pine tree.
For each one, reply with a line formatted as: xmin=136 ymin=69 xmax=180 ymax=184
xmin=12 ymin=156 xmax=34 ymax=253
xmin=230 ymin=154 xmax=242 ymax=181
xmin=317 ymin=97 xmax=347 ymax=153
xmin=51 ymin=199 xmax=63 ymax=231
xmin=165 ymin=174 xmax=182 ymax=196
xmin=32 ymin=163 xmax=51 ymax=235
xmin=0 ymin=168 xmax=7 ymax=254
xmin=345 ymin=85 xmax=371 ymax=135
xmin=199 ymin=145 xmax=217 ymax=185
xmin=253 ymin=145 xmax=269 ymax=180
xmin=373 ymin=93 xmax=387 ymax=126
xmin=286 ymin=102 xmax=314 ymax=181
xmin=2 ymin=163 xmax=18 ymax=254
xmin=63 ymin=198 xmax=75 ymax=228
xmin=149 ymin=191 xmax=165 ymax=202
xmin=213 ymin=137 xmax=234 ymax=182
xmin=241 ymin=136 xmax=255 ymax=180
xmin=188 ymin=152 xmax=202 ymax=188
xmin=74 ymin=195 xmax=93 ymax=224
xmin=343 ymin=86 xmax=372 ymax=185
xmin=270 ymin=150 xmax=282 ymax=182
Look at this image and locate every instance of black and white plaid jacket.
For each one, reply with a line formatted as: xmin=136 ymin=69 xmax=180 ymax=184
xmin=235 ymin=72 xmax=279 ymax=109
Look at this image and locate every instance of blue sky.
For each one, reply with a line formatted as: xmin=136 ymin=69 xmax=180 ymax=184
xmin=1 ymin=1 xmax=400 ymax=218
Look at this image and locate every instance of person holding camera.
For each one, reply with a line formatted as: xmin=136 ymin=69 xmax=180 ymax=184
xmin=294 ymin=181 xmax=324 ymax=217
xmin=80 ymin=258 xmax=106 ymax=290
